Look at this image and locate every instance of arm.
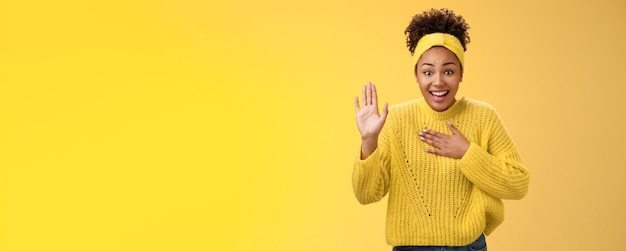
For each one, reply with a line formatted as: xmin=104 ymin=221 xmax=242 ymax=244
xmin=458 ymin=112 xmax=530 ymax=200
xmin=352 ymin=142 xmax=391 ymax=204
xmin=352 ymin=82 xmax=391 ymax=204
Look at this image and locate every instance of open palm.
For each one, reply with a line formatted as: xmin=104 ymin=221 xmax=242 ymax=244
xmin=354 ymin=82 xmax=388 ymax=140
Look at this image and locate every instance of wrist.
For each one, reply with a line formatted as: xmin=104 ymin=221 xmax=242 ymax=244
xmin=360 ymin=138 xmax=378 ymax=160
xmin=457 ymin=142 xmax=471 ymax=159
xmin=361 ymin=133 xmax=379 ymax=142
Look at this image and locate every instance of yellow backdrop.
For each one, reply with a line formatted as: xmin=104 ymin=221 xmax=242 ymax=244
xmin=2 ymin=0 xmax=625 ymax=250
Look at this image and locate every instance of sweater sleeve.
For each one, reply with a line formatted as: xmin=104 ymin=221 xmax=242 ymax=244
xmin=458 ymin=110 xmax=530 ymax=200
xmin=352 ymin=123 xmax=392 ymax=205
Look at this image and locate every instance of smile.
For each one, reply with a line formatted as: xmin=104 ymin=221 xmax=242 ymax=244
xmin=429 ymin=90 xmax=449 ymax=97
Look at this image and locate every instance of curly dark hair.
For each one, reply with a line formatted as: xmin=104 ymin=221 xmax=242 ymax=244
xmin=404 ymin=8 xmax=470 ymax=55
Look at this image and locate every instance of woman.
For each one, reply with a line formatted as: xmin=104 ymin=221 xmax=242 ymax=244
xmin=352 ymin=8 xmax=530 ymax=251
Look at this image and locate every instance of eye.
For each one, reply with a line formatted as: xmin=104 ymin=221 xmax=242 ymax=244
xmin=444 ymin=70 xmax=454 ymax=75
xmin=423 ymin=71 xmax=432 ymax=76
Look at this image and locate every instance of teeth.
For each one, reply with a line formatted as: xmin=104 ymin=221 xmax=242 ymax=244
xmin=430 ymin=91 xmax=449 ymax=97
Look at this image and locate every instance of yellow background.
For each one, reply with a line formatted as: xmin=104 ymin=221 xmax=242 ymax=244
xmin=2 ymin=0 xmax=625 ymax=250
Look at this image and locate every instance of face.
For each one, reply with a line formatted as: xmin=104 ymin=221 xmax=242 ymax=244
xmin=415 ymin=46 xmax=463 ymax=112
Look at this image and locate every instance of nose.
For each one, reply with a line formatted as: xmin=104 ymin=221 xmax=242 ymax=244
xmin=433 ymin=74 xmax=444 ymax=87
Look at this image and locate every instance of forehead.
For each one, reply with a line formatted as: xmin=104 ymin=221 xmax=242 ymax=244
xmin=417 ymin=46 xmax=460 ymax=65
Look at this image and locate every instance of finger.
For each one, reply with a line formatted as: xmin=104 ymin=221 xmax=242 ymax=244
xmin=354 ymin=96 xmax=360 ymax=112
xmin=366 ymin=82 xmax=372 ymax=105
xmin=371 ymin=83 xmax=378 ymax=109
xmin=381 ymin=102 xmax=389 ymax=120
xmin=418 ymin=130 xmax=434 ymax=140
xmin=424 ymin=148 xmax=441 ymax=155
xmin=421 ymin=129 xmax=445 ymax=139
xmin=362 ymin=84 xmax=367 ymax=106
xmin=419 ymin=135 xmax=441 ymax=149
xmin=447 ymin=121 xmax=459 ymax=135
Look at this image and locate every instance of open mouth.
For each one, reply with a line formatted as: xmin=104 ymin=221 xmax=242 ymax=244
xmin=429 ymin=90 xmax=449 ymax=102
xmin=429 ymin=90 xmax=449 ymax=97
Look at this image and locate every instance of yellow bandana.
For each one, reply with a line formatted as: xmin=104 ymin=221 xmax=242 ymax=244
xmin=412 ymin=33 xmax=465 ymax=70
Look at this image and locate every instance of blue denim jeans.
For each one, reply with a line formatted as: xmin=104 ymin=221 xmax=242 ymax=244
xmin=392 ymin=233 xmax=486 ymax=251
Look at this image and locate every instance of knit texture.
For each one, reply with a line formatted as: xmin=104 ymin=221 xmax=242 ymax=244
xmin=352 ymin=97 xmax=530 ymax=246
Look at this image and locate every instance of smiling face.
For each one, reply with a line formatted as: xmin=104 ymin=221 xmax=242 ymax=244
xmin=415 ymin=46 xmax=463 ymax=112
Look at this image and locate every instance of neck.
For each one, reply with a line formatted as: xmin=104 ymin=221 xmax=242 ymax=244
xmin=418 ymin=97 xmax=466 ymax=120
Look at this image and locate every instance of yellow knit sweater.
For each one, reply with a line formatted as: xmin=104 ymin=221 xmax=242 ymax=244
xmin=353 ymin=97 xmax=530 ymax=246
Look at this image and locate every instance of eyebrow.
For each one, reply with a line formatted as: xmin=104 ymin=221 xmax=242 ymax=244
xmin=421 ymin=62 xmax=457 ymax=67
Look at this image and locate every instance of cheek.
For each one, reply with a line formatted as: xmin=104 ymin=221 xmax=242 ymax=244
xmin=450 ymin=83 xmax=461 ymax=94
xmin=415 ymin=74 xmax=425 ymax=84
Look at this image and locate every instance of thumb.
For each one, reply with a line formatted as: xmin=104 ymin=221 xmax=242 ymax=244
xmin=381 ymin=102 xmax=389 ymax=120
xmin=447 ymin=121 xmax=459 ymax=134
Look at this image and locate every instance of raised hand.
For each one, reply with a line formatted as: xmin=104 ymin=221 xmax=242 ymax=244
xmin=418 ymin=121 xmax=470 ymax=159
xmin=355 ymin=82 xmax=388 ymax=159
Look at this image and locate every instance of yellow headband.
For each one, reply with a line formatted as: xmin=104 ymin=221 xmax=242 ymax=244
xmin=412 ymin=33 xmax=465 ymax=70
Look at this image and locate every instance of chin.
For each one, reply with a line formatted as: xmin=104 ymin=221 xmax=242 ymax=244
xmin=429 ymin=102 xmax=452 ymax=112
